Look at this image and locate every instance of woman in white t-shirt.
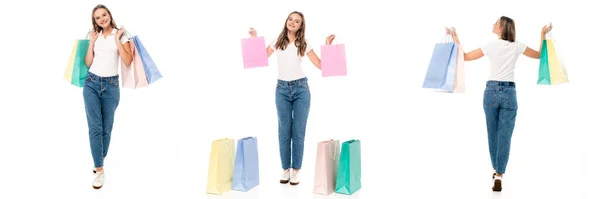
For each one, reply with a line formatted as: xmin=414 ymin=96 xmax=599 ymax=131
xmin=247 ymin=11 xmax=335 ymax=186
xmin=447 ymin=16 xmax=552 ymax=192
xmin=83 ymin=4 xmax=133 ymax=189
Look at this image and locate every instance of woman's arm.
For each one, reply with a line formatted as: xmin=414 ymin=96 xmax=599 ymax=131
xmin=85 ymin=31 xmax=98 ymax=67
xmin=307 ymin=34 xmax=335 ymax=70
xmin=115 ymin=28 xmax=133 ymax=66
xmin=116 ymin=40 xmax=133 ymax=66
xmin=447 ymin=27 xmax=484 ymax=61
xmin=523 ymin=23 xmax=553 ymax=59
xmin=306 ymin=50 xmax=321 ymax=69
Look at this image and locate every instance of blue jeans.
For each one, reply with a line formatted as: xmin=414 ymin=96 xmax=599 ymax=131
xmin=276 ymin=77 xmax=311 ymax=169
xmin=483 ymin=81 xmax=518 ymax=174
xmin=83 ymin=72 xmax=120 ymax=168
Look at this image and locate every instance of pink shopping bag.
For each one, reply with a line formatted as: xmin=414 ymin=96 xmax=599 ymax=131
xmin=320 ymin=44 xmax=347 ymax=77
xmin=121 ymin=40 xmax=148 ymax=88
xmin=453 ymin=44 xmax=465 ymax=93
xmin=241 ymin=36 xmax=268 ymax=68
xmin=313 ymin=139 xmax=340 ymax=195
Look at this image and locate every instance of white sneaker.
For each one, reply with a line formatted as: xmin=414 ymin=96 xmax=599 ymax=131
xmin=93 ymin=170 xmax=105 ymax=189
xmin=290 ymin=169 xmax=300 ymax=185
xmin=280 ymin=169 xmax=290 ymax=184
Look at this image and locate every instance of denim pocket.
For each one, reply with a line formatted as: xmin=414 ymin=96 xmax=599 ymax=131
xmin=483 ymin=90 xmax=497 ymax=107
xmin=109 ymin=79 xmax=119 ymax=88
xmin=504 ymin=89 xmax=518 ymax=109
xmin=298 ymin=81 xmax=309 ymax=89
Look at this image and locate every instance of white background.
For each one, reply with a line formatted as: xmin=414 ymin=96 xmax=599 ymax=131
xmin=0 ymin=0 xmax=598 ymax=198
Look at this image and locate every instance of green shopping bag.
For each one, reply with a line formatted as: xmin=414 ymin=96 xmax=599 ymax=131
xmin=537 ymin=40 xmax=551 ymax=85
xmin=64 ymin=32 xmax=90 ymax=87
xmin=71 ymin=39 xmax=90 ymax=87
xmin=335 ymin=139 xmax=361 ymax=195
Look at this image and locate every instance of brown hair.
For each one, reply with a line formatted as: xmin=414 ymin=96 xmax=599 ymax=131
xmin=91 ymin=4 xmax=118 ymax=33
xmin=499 ymin=16 xmax=516 ymax=42
xmin=274 ymin=11 xmax=307 ymax=57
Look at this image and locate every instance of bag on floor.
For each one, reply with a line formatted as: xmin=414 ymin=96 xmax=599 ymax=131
xmin=206 ymin=138 xmax=236 ymax=195
xmin=335 ymin=139 xmax=361 ymax=195
xmin=232 ymin=137 xmax=260 ymax=192
xmin=313 ymin=139 xmax=340 ymax=195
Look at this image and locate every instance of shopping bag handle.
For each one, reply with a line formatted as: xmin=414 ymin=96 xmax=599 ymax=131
xmin=328 ymin=139 xmax=337 ymax=160
xmin=440 ymin=28 xmax=455 ymax=43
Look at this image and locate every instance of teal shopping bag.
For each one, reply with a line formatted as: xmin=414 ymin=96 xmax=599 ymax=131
xmin=537 ymin=40 xmax=551 ymax=85
xmin=71 ymin=39 xmax=90 ymax=87
xmin=335 ymin=139 xmax=361 ymax=195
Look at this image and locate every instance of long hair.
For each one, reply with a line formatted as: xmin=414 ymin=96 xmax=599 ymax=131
xmin=274 ymin=11 xmax=307 ymax=57
xmin=499 ymin=16 xmax=516 ymax=42
xmin=91 ymin=4 xmax=118 ymax=33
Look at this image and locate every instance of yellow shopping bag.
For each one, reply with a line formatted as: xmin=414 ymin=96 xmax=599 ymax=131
xmin=547 ymin=38 xmax=568 ymax=84
xmin=206 ymin=138 xmax=236 ymax=195
xmin=63 ymin=41 xmax=78 ymax=83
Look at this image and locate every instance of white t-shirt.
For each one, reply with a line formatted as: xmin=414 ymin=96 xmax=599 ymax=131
xmin=89 ymin=28 xmax=129 ymax=77
xmin=481 ymin=39 xmax=527 ymax=82
xmin=269 ymin=39 xmax=313 ymax=81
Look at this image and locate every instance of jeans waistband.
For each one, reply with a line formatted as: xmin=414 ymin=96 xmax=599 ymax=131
xmin=277 ymin=77 xmax=308 ymax=85
xmin=486 ymin=80 xmax=515 ymax=87
xmin=87 ymin=72 xmax=119 ymax=82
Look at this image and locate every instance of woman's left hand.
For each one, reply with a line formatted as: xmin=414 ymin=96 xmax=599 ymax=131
xmin=325 ymin=34 xmax=335 ymax=45
xmin=116 ymin=25 xmax=126 ymax=41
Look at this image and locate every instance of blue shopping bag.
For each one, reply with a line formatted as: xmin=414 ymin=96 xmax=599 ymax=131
xmin=423 ymin=34 xmax=457 ymax=91
xmin=231 ymin=137 xmax=260 ymax=192
xmin=132 ymin=36 xmax=163 ymax=84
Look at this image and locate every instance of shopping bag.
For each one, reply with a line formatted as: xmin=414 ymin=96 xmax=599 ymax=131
xmin=313 ymin=139 xmax=340 ymax=195
xmin=439 ymin=43 xmax=458 ymax=92
xmin=335 ymin=139 xmax=361 ymax=195
xmin=70 ymin=39 xmax=91 ymax=87
xmin=206 ymin=138 xmax=236 ymax=195
xmin=453 ymin=44 xmax=466 ymax=93
xmin=64 ymin=32 xmax=90 ymax=88
xmin=537 ymin=40 xmax=551 ymax=85
xmin=320 ymin=44 xmax=347 ymax=77
xmin=232 ymin=137 xmax=260 ymax=192
xmin=547 ymin=38 xmax=568 ymax=84
xmin=63 ymin=41 xmax=78 ymax=84
xmin=121 ymin=38 xmax=149 ymax=88
xmin=423 ymin=34 xmax=457 ymax=91
xmin=241 ymin=36 xmax=269 ymax=68
xmin=132 ymin=35 xmax=162 ymax=84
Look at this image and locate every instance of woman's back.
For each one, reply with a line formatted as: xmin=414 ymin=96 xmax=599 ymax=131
xmin=482 ymin=39 xmax=527 ymax=82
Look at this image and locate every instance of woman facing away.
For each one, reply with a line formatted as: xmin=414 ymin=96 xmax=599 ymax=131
xmin=447 ymin=16 xmax=552 ymax=192
xmin=84 ymin=4 xmax=132 ymax=189
xmin=248 ymin=11 xmax=335 ymax=186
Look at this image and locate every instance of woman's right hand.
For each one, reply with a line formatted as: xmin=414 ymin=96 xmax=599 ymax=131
xmin=542 ymin=23 xmax=553 ymax=35
xmin=445 ymin=27 xmax=456 ymax=35
xmin=249 ymin=27 xmax=257 ymax=38
xmin=89 ymin=31 xmax=99 ymax=42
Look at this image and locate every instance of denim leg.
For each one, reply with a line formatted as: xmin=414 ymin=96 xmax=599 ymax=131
xmin=83 ymin=78 xmax=104 ymax=168
xmin=495 ymin=88 xmax=518 ymax=174
xmin=483 ymin=89 xmax=499 ymax=172
xmin=100 ymin=79 xmax=120 ymax=159
xmin=276 ymin=84 xmax=293 ymax=169
xmin=291 ymin=83 xmax=310 ymax=169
